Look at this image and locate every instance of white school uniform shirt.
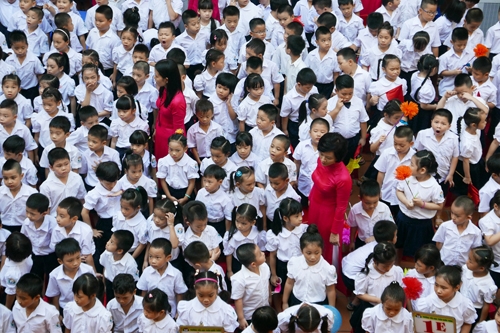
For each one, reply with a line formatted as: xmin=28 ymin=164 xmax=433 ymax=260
xmin=399 ymin=16 xmax=441 ymax=49
xmin=230 ymin=151 xmax=259 ymax=170
xmin=85 ymin=3 xmax=124 ymax=32
xmin=12 ymin=299 xmax=61 ymax=333
xmin=237 ymin=58 xmax=284 ymax=85
xmin=232 ymin=77 xmax=274 ymax=111
xmin=231 ymin=2 xmax=263 ymax=36
xmin=176 ymin=30 xmax=210 ymax=66
xmin=83 ymin=182 xmax=122 ymax=218
xmin=265 ymin=13 xmax=279 ymax=41
xmin=112 ymin=212 xmax=148 ymax=252
xmin=149 ymin=0 xmax=183 ymax=28
xmin=40 ymin=171 xmax=86 ymax=216
xmin=444 ymin=28 xmax=484 ymax=52
xmin=99 ymin=251 xmax=139 ymax=282
xmin=117 ymin=174 xmax=158 ymax=198
xmin=177 ymin=296 xmax=238 ymax=332
xmin=369 ymin=76 xmax=407 ymax=111
xmin=340 ymin=66 xmax=370 ymax=105
xmin=0 ymin=94 xmax=33 ymax=125
xmin=8 ymin=9 xmax=52 ymax=33
xmin=281 ymin=86 xmax=318 ymax=122
xmin=156 ymin=153 xmax=199 ymax=189
xmin=230 ymin=263 xmax=271 ymax=320
xmin=137 ymin=313 xmax=177 ymax=333
xmin=473 ymin=78 xmax=497 ymax=106
xmin=369 ymin=119 xmax=398 ymax=156
xmin=220 ymin=24 xmax=246 ymax=71
xmin=438 ymin=48 xmax=473 ymax=96
xmin=231 ymin=187 xmax=266 ymax=218
xmin=121 ymin=0 xmax=149 ymax=30
xmin=81 ymin=146 xmax=121 ymax=187
xmin=411 ymin=71 xmax=435 ymax=104
xmin=485 ymin=21 xmax=500 ymax=54
xmin=435 ymin=16 xmax=457 ymax=43
xmin=181 ymin=225 xmax=222 ymax=252
xmin=237 ymin=95 xmax=273 ymax=127
xmin=249 ymin=125 xmax=285 ymax=163
xmin=0 ymin=0 xmax=18 ymax=29
xmin=39 ymin=142 xmax=82 ymax=171
xmin=111 ymin=99 xmax=149 ymax=121
xmin=473 ymin=320 xmax=500 ymax=333
xmin=294 ymin=0 xmax=318 ymax=34
xmin=0 ymin=59 xmax=15 ymax=85
xmin=0 ymin=183 xmax=37 ymax=226
xmin=59 ymin=73 xmax=76 ymax=107
xmin=272 ymin=42 xmax=309 ymax=78
xmin=0 ymin=120 xmax=37 ymax=157
xmin=287 ymin=255 xmax=337 ymax=302
xmin=136 ymin=264 xmax=188 ymax=316
xmin=347 ymin=202 xmax=394 ymax=241
xmin=195 ymin=187 xmax=233 ymax=222
xmin=337 ymin=14 xmax=364 ymax=43
xmin=353 ymin=27 xmax=378 ymax=56
xmin=223 ymin=226 xmax=267 ymax=258
xmin=110 ymin=116 xmax=149 ymax=148
xmin=50 ymin=221 xmax=95 ymax=255
xmin=397 ymin=175 xmax=445 ymax=219
xmin=314 ymin=30 xmax=351 ymax=51
xmin=305 ymin=48 xmax=339 ymax=85
xmin=194 ymin=70 xmax=219 ymax=97
xmin=461 ymin=264 xmax=497 ymax=309
xmin=199 ymin=158 xmax=238 ymax=193
xmin=20 ymin=215 xmax=57 ymax=256
xmin=362 ymin=303 xmax=413 ymax=333
xmin=44 ymin=47 xmax=83 ymax=78
xmin=375 ymin=5 xmax=402 ymax=29
xmin=0 ymin=256 xmax=32 ymax=295
xmin=112 ymin=44 xmax=134 ymax=75
xmin=361 ymin=43 xmax=403 ymax=81
xmin=146 ymin=216 xmax=185 ymax=260
xmin=328 ymin=95 xmax=369 ymax=139
xmin=265 ymin=183 xmax=301 ymax=220
xmin=415 ymin=291 xmax=477 ymax=331
xmin=86 ymin=28 xmax=122 ymax=70
xmin=65 ymin=12 xmax=87 ymax=53
xmin=399 ymin=40 xmax=433 ymax=73
xmin=266 ymin=224 xmax=308 ymax=261
xmin=432 ymin=220 xmax=482 ymax=266
xmin=414 ymin=128 xmax=460 ymax=181
xmin=25 ymin=26 xmax=49 ymax=57
xmin=5 ymin=51 xmax=45 ymax=89
xmin=293 ymin=139 xmax=319 ymax=196
xmin=75 ymin=84 xmax=114 ymax=122
xmin=479 ymin=177 xmax=500 ymax=213
xmin=45 ymin=263 xmax=95 ymax=309
xmin=0 ymin=228 xmax=10 ymax=256
xmin=405 ymin=268 xmax=435 ymax=310
xmin=479 ymin=211 xmax=500 ymax=273
xmin=63 ymin=299 xmax=113 ymax=333
xmin=256 ymin=157 xmax=297 ymax=186
xmin=354 ymin=261 xmax=404 ymax=305
xmin=106 ymin=295 xmax=143 ymax=333
xmin=460 ymin=130 xmax=482 ymax=164
xmin=278 ymin=303 xmax=333 ymax=333
xmin=209 ymin=94 xmax=239 ymax=144
xmin=136 ymin=82 xmax=159 ymax=113
xmin=183 ymin=85 xmax=198 ymax=123
xmin=187 ymin=121 xmax=224 ymax=158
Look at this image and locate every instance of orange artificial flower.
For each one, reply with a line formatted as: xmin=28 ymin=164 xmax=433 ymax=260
xmin=395 ymin=165 xmax=412 ymax=180
xmin=474 ymin=44 xmax=488 ymax=58
xmin=401 ymin=101 xmax=419 ymax=120
xmin=175 ymin=128 xmax=184 ymax=135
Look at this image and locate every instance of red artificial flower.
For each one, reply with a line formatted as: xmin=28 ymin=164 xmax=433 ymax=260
xmin=395 ymin=165 xmax=412 ymax=181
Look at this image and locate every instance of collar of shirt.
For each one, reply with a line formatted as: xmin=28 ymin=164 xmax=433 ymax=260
xmin=25 ymin=26 xmax=44 ymax=37
xmin=193 ymin=120 xmax=218 ymax=134
xmin=446 ymin=220 xmax=478 ymax=236
xmin=56 ymin=263 xmax=89 ymax=280
xmin=90 ymin=145 xmax=114 ymax=159
xmin=375 ymin=304 xmax=406 ymax=323
xmin=408 ymin=175 xmax=436 ymax=189
xmin=413 ymin=270 xmax=435 ymax=284
xmin=25 ymin=215 xmax=53 ymax=233
xmin=164 ymin=153 xmax=191 ymax=167
xmin=1 ymin=182 xmax=32 ymax=199
xmin=15 ymin=298 xmax=49 ymax=319
xmin=200 ymin=186 xmax=224 ymax=198
xmin=92 ymin=83 xmax=107 ymax=96
xmin=280 ymin=224 xmax=306 ymax=238
xmin=192 ymin=296 xmax=224 ymax=313
xmin=368 ymin=261 xmax=395 ymax=279
xmin=210 ymin=93 xmax=225 ymax=106
xmin=430 ymin=291 xmax=462 ymax=309
xmin=235 ymin=187 xmax=254 ymax=200
xmin=118 ymin=212 xmax=144 ymax=227
xmin=298 ymin=255 xmax=324 ymax=272
xmin=109 ymin=295 xmax=143 ymax=314
xmin=232 ymin=226 xmax=259 ymax=242
xmin=357 ymin=203 xmax=385 ymax=219
xmin=239 ymin=262 xmax=266 ymax=278
xmin=71 ymin=299 xmax=106 ymax=316
xmin=426 ymin=128 xmax=457 ymax=144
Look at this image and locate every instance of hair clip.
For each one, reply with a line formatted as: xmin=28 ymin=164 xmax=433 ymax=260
xmin=235 ymin=170 xmax=243 ymax=177
xmin=148 ymin=293 xmax=153 ymax=298
xmin=195 ymin=269 xmax=200 ymax=275
xmin=213 ymin=35 xmax=217 ymax=40
xmin=175 ymin=128 xmax=184 ymax=135
xmin=173 ymin=201 xmax=178 ymax=207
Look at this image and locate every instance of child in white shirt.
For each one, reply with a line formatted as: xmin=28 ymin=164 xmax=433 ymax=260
xmin=106 ymin=273 xmax=143 ymax=333
xmin=0 ymin=136 xmax=38 ymax=187
xmin=264 ymin=162 xmax=301 ymax=222
xmin=199 ymin=136 xmax=238 ymax=193
xmin=484 ymin=7 xmax=500 ymax=58
xmin=337 ymin=0 xmax=364 ymax=42
xmin=410 ymin=54 xmax=438 ymax=133
xmin=138 ymin=288 xmax=178 ymax=333
xmin=277 ymin=302 xmax=333 ymax=333
xmin=209 ymin=72 xmax=239 ymax=145
xmin=237 ymin=73 xmax=273 ymax=131
xmin=0 ymin=100 xmax=37 ymax=160
xmin=0 ymin=74 xmax=34 ymax=128
xmin=255 ymin=135 xmax=296 ymax=188
xmin=46 ymin=53 xmax=77 ymax=116
xmin=85 ymin=0 xmax=124 ymax=33
xmin=230 ymin=132 xmax=259 ymax=169
xmin=194 ymin=49 xmax=224 ymax=98
xmin=111 ymin=27 xmax=138 ymax=86
xmin=251 ymin=104 xmax=285 ymax=163
xmin=75 ymin=64 xmax=114 ymax=122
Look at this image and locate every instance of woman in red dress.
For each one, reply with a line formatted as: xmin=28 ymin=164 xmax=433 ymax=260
xmin=308 ymin=133 xmax=352 ymax=264
xmin=153 ymin=59 xmax=186 ymax=160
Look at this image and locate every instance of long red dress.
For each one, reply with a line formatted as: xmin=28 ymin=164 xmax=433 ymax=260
xmin=308 ymin=158 xmax=352 ymax=265
xmin=155 ymin=90 xmax=186 ymax=160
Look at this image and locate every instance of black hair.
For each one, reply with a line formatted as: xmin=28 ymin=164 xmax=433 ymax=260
xmin=38 ymin=74 xmax=60 ymax=89
xmin=451 ymin=27 xmax=468 ymax=42
xmin=415 ymin=243 xmax=442 ymax=270
xmin=116 ymin=94 xmax=137 ymax=111
xmin=193 ymin=270 xmax=225 ymax=292
xmin=52 ymin=28 xmax=71 ymax=49
xmin=436 ymin=265 xmax=462 ymax=288
xmin=41 ymin=87 xmax=63 ymax=103
xmin=259 ymin=103 xmax=279 ymax=122
xmin=378 ymin=21 xmax=394 ymax=37
xmin=373 ymin=220 xmax=398 ymax=243
xmin=210 ymin=136 xmax=231 ymax=155
xmin=123 ymin=7 xmax=140 ymax=28
xmin=288 ymin=303 xmax=329 ymax=333
xmin=337 ymin=46 xmax=357 ymax=61
xmin=298 ymin=93 xmax=327 ymax=125
xmin=246 ymin=56 xmax=263 ymax=71
xmin=204 ymin=164 xmax=227 ymax=180
xmin=271 ymin=0 xmax=288 ymax=11
xmin=287 ymin=35 xmax=306 ymax=57
xmin=367 ymin=12 xmax=384 ymax=30
xmin=432 ymin=108 xmax=453 ymax=124
xmin=318 ymin=133 xmax=347 ymax=162
xmin=362 ymin=242 xmax=396 ymax=274
xmin=312 ymin=0 xmax=332 ymax=9
xmin=359 ymin=179 xmax=380 ymax=198
xmin=310 ymin=118 xmax=330 ymax=131
xmin=2 ymin=159 xmax=21 ymax=175
xmin=54 ymin=12 xmax=71 ymax=28
xmin=9 ymin=30 xmax=27 ymax=45
xmin=2 ymin=74 xmax=21 ymax=87
xmin=316 ymin=12 xmax=336 ymax=29
xmin=454 ymin=73 xmax=473 ymax=88
xmin=272 ymin=198 xmax=302 ymax=235
xmin=72 ymin=273 xmax=99 ymax=298
xmin=382 ymin=99 xmax=403 ymax=117
xmin=5 ymin=232 xmax=32 ymax=262
xmin=249 ymin=18 xmax=266 ymax=33
xmin=229 ymin=166 xmax=255 ymax=193
xmin=414 ymin=54 xmax=439 ymax=102
xmin=458 ymin=107 xmax=485 ymax=139
xmin=465 ymin=8 xmax=483 ymax=23
xmin=2 ymin=135 xmax=25 ymax=155
xmin=95 ymin=161 xmax=121 ymax=182
xmin=48 ymin=52 xmax=70 ymax=75
xmin=444 ymin=0 xmax=466 ymax=23
xmin=198 ymin=0 xmax=217 ymax=32
xmin=183 ymin=201 xmax=208 ymax=222
xmin=117 ymin=76 xmax=139 ymax=96
xmin=150 ymin=237 xmax=172 ymax=256
xmin=420 ymin=0 xmax=438 ymax=8
xmin=286 ymin=22 xmax=304 ymax=36
xmin=27 ymin=6 xmax=43 ymax=20
xmin=209 ymin=29 xmax=229 ymax=48
xmin=470 ymin=245 xmax=499 ymax=270
xmin=296 ymin=68 xmax=316 ymax=86
xmin=154 ymin=199 xmax=184 ymax=226
xmin=143 ymin=288 xmax=171 ymax=313
xmin=55 ymin=238 xmax=81 ymax=259
xmin=300 ymin=224 xmax=323 ymax=250
xmin=133 ymin=60 xmax=150 ymax=76
xmin=26 ymin=193 xmax=49 ymax=213
xmin=158 ymin=21 xmax=176 ymax=34
xmin=113 ymin=229 xmax=134 ymax=253
xmin=277 ymin=4 xmax=293 ymax=16
xmin=268 ymin=162 xmax=288 ymax=180
xmin=381 ymin=281 xmax=406 ymax=304
xmin=79 ymin=105 xmax=99 ymax=123
xmin=413 ymin=150 xmax=439 ymax=178
xmin=246 ymin=38 xmax=266 ymax=56
xmin=223 ymin=5 xmax=240 ymax=18
xmin=237 ymin=242 xmax=259 ymax=267
xmin=228 ymin=204 xmax=260 ymax=241
xmin=82 ymin=50 xmax=104 ymax=72
xmin=195 ymin=99 xmax=214 ymax=115
xmin=129 ymin=130 xmax=148 ymax=148
xmin=168 ymin=133 xmax=188 ymax=148
xmin=133 ymin=44 xmax=150 ymax=58
xmin=49 ymin=116 xmax=71 ymax=133
xmin=121 ymin=186 xmax=148 ymax=210
xmin=452 ymin=195 xmax=476 ymax=215
xmin=315 ymin=26 xmax=331 ymax=41
xmin=244 ymin=73 xmax=265 ymax=98
xmin=16 ymin=273 xmax=43 ymax=298
xmin=95 ymin=4 xmax=113 ymax=20
xmin=113 ymin=273 xmax=136 ymax=294
xmin=88 ymin=124 xmax=108 ymax=142
xmin=393 ymin=126 xmax=414 ymax=142
xmin=252 ymin=306 xmax=279 ymax=333
xmin=413 ymin=31 xmax=430 ymax=52
xmin=235 ymin=131 xmax=253 ymax=147
xmin=205 ymin=49 xmax=225 ymax=70
xmin=338 ymin=0 xmax=354 ymax=6
xmin=182 ymin=9 xmax=198 ymax=24
xmin=81 ymin=63 xmax=100 ymax=78
xmin=472 ymin=56 xmax=492 ymax=74
xmin=491 ymin=190 xmax=500 ymax=210
xmin=335 ymin=74 xmax=354 ymax=90
xmin=58 ymin=196 xmax=83 ymax=219
xmin=488 ymin=153 xmax=500 ymax=175
xmin=183 ymin=240 xmax=210 ymax=263
xmin=47 ymin=147 xmax=70 ymax=167
xmin=273 ymin=134 xmax=291 ymax=151
xmin=123 ymin=152 xmax=144 ymax=172
xmin=155 ymin=59 xmax=183 ymax=108
xmin=215 ymin=72 xmax=238 ymax=93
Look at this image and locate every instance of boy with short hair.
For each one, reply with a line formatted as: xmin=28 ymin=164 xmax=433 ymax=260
xmin=375 ymin=126 xmax=415 ymax=217
xmin=314 ymin=12 xmax=351 ymax=52
xmin=336 ymin=47 xmax=371 ymax=104
xmin=231 ymin=243 xmax=271 ymax=329
xmin=230 ymin=0 xmax=263 ymax=36
xmin=264 ymin=162 xmax=300 ymax=222
xmin=375 ymin=0 xmax=402 ymax=39
xmin=239 ymin=18 xmax=276 ymax=62
xmin=184 ymin=240 xmax=227 ymax=290
xmin=271 ymin=5 xmax=294 ymax=48
xmin=55 ymin=0 xmax=87 ymax=51
xmin=0 ymin=159 xmax=37 ymax=233
xmin=245 ymin=306 xmax=278 ymax=333
xmin=444 ymin=8 xmax=484 ymax=51
xmin=8 ymin=0 xmax=51 ymax=33
xmin=84 ymin=0 xmax=124 ymax=33
xmin=67 ymin=106 xmax=100 ymax=154
xmin=0 ymin=136 xmax=37 ymax=187
xmin=106 ymin=273 xmax=143 ymax=333
xmin=221 ymin=6 xmax=247 ymax=73
xmin=45 ymin=238 xmax=95 ymax=312
xmin=433 ymin=196 xmax=482 ymax=266
xmin=266 ymin=0 xmax=288 ymax=45
xmin=250 ymin=104 xmax=285 ymax=163
xmin=0 ymin=100 xmax=36 ymax=152
xmin=479 ymin=153 xmax=500 ymax=214
xmin=148 ymin=22 xmax=185 ymax=66
xmin=40 ymin=148 xmax=86 ymax=217
xmin=49 ymin=197 xmax=95 ymax=270
xmin=471 ymin=56 xmax=497 ymax=109
xmin=347 ymin=179 xmax=393 ymax=251
xmin=272 ymin=21 xmax=307 ymax=78
xmin=136 ymin=238 xmax=187 ymax=317
xmin=352 ymin=12 xmax=384 ymax=57
xmin=187 ymin=100 xmax=224 ymax=165
xmin=283 ymin=35 xmax=307 ymax=94
xmin=24 ymin=7 xmax=49 ymax=57
xmin=133 ymin=61 xmax=158 ymax=122
xmin=232 ymin=57 xmax=274 ymax=110
xmin=312 ymin=0 xmax=333 ymax=16
xmin=209 ymin=72 xmax=239 ymax=145
xmin=337 ymin=0 xmax=364 ymax=43
xmin=485 ymin=6 xmax=500 ymax=59
xmin=12 ymin=273 xmax=61 ymax=332
xmin=255 ymin=135 xmax=296 ymax=188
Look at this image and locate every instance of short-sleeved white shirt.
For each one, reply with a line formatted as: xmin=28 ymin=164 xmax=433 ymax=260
xmin=0 ymin=257 xmax=33 ymax=295
xmin=237 ymin=58 xmax=283 ymax=85
xmin=362 ymin=303 xmax=413 ymax=333
xmin=432 ymin=220 xmax=482 ymax=266
xmin=361 ymin=43 xmax=402 ymax=81
xmin=195 ymin=188 xmax=233 ymax=222
xmin=40 ymin=172 xmax=86 ymax=216
xmin=230 ymin=187 xmax=265 ymax=218
xmin=117 ymin=174 xmax=157 ymax=199
xmin=278 ymin=303 xmax=333 ymax=333
xmin=12 ymin=299 xmax=61 ymax=333
xmin=474 ymin=320 xmax=500 ymax=333
xmin=478 ymin=177 xmax=500 ymax=213
xmin=137 ymin=312 xmax=178 ymax=333
xmin=399 ymin=40 xmax=432 ymax=73
xmin=110 ymin=116 xmax=150 ymax=149
xmin=405 ymin=268 xmax=435 ymax=310
xmin=0 ymin=183 xmax=37 ymax=226
xmin=0 ymin=228 xmax=11 ymax=257
xmin=63 ymin=299 xmax=113 ymax=332
xmin=473 ymin=77 xmax=497 ymax=106
xmin=287 ymin=255 xmax=336 ymax=302
xmin=229 ymin=151 xmax=259 ymax=170
xmin=461 ymin=264 xmax=497 ymax=308
xmin=369 ymin=119 xmax=399 ymax=156
xmin=176 ymin=30 xmax=211 ymax=66
xmin=0 ymin=93 xmax=33 ymax=124
xmin=397 ymin=175 xmax=445 ymax=219
xmin=0 ymin=121 xmax=36 ymax=158
xmin=45 ymin=263 xmax=95 ymax=309
xmin=99 ymin=251 xmax=139 ymax=282
xmin=399 ymin=16 xmax=441 ymax=48
xmin=292 ymin=140 xmax=318 ymax=196
xmin=156 ymin=153 xmax=199 ymax=190
xmin=354 ymin=261 xmax=404 ymax=305
xmin=50 ymin=221 xmax=95 ymax=255
xmin=177 ymin=296 xmax=238 ymax=332
xmin=0 ymin=60 xmax=15 ymax=87
xmin=43 ymin=47 xmax=82 ymax=78
xmin=337 ymin=13 xmax=364 ymax=43
xmin=181 ymin=225 xmax=222 ymax=252
xmin=112 ymin=44 xmax=134 ymax=75
xmin=85 ymin=28 xmax=122 ymax=70
xmin=368 ymin=76 xmax=408 ymax=111
xmin=193 ymin=70 xmax=219 ymax=97
xmin=230 ymin=263 xmax=271 ymax=319
xmin=479 ymin=210 xmax=500 ymax=272
xmin=305 ymin=48 xmax=339 ymax=85
xmin=249 ymin=125 xmax=285 ymax=163
xmin=81 ymin=146 xmax=121 ymax=187
xmin=149 ymin=0 xmax=183 ymax=28
xmin=84 ymin=3 xmax=125 ymax=32
xmin=209 ymin=94 xmax=239 ymax=144
xmin=5 ymin=51 xmax=44 ymax=89
xmin=74 ymin=84 xmax=114 ymax=122
xmin=255 ymin=157 xmax=297 ymax=187
xmin=146 ymin=216 xmax=184 ymax=261
xmin=39 ymin=142 xmax=82 ymax=171
xmin=411 ymin=71 xmax=435 ymax=104
xmin=106 ymin=295 xmax=143 ymax=333
xmin=341 ymin=242 xmax=378 ymax=280
xmin=25 ymin=26 xmax=49 ymax=57
xmin=83 ymin=182 xmax=121 ymax=218
xmin=20 ymin=215 xmax=57 ymax=256
xmin=266 ymin=224 xmax=308 ymax=262
xmin=187 ymin=121 xmax=224 ymax=158
xmin=148 ymin=43 xmax=187 ymax=65
xmin=223 ymin=226 xmax=267 ymax=258
xmin=347 ymin=202 xmax=393 ymax=241
xmin=438 ymin=48 xmax=473 ymax=96
xmin=298 ymin=115 xmax=334 ymax=142
xmin=136 ymin=83 xmax=159 ymax=113
xmin=112 ymin=212 xmax=148 ymax=251
xmin=281 ymin=86 xmax=318 ymax=122
xmin=328 ymin=95 xmax=369 ymax=139
xmin=237 ymin=95 xmax=273 ymax=127
xmin=485 ymin=22 xmax=500 ymax=54
xmin=460 ymin=130 xmax=482 ymax=164
xmin=265 ymin=183 xmax=301 ymax=220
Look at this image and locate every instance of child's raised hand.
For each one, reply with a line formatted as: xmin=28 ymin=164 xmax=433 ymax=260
xmin=335 ymin=97 xmax=345 ymax=109
xmin=379 ymin=135 xmax=387 ymax=144
xmin=166 ymin=212 xmax=175 ymax=226
xmin=369 ymin=95 xmax=379 ymax=106
xmin=461 ymin=92 xmax=473 ymax=101
xmin=444 ymin=90 xmax=457 ymax=99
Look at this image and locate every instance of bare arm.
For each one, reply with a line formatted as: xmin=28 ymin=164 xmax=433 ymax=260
xmin=326 ymin=284 xmax=336 ymax=307
xmin=234 ymin=299 xmax=248 ymax=329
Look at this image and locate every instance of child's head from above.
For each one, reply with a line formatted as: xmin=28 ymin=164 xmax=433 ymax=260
xmin=82 ymin=49 xmax=101 ymax=67
xmin=210 ymin=136 xmax=231 ymax=166
xmin=252 ymin=306 xmax=278 ymax=333
xmin=289 ymin=302 xmax=328 ymax=333
xmin=467 ymin=245 xmax=498 ymax=273
xmin=120 ymin=187 xmax=147 ymax=219
xmin=194 ymin=271 xmax=223 ymax=307
xmin=195 ymin=99 xmax=214 ymax=126
xmin=235 ymin=131 xmax=253 ymax=159
xmin=121 ymin=26 xmax=140 ymax=51
xmin=359 ymin=179 xmax=380 ymax=214
xmin=414 ymin=243 xmax=441 ymax=275
xmin=249 ymin=18 xmax=267 ymax=41
xmin=38 ymin=74 xmax=60 ymax=96
xmin=168 ymin=133 xmax=188 ymax=162
xmin=27 ymin=7 xmax=43 ymax=28
xmin=277 ymin=5 xmax=294 ymax=28
xmin=412 ymin=31 xmax=430 ymax=52
xmin=143 ymin=288 xmax=171 ymax=321
xmin=198 ymin=0 xmax=214 ymax=22
xmin=48 ymin=148 xmax=71 ymax=179
xmin=26 ymin=193 xmax=50 ymax=223
xmin=434 ymin=265 xmax=462 ymax=302
xmin=3 ymin=135 xmax=25 ymax=162
xmin=410 ymin=149 xmax=439 ymax=178
xmin=123 ymin=152 xmax=144 ymax=182
xmin=230 ymin=166 xmax=255 ymax=194
xmin=215 ymin=72 xmax=238 ymax=100
xmin=338 ymin=0 xmax=354 ymax=18
xmin=381 ymin=54 xmax=401 ymax=81
xmin=153 ymin=199 xmax=184 ymax=229
xmin=116 ymin=94 xmax=137 ymax=123
xmin=132 ymin=61 xmax=150 ymax=86
xmin=316 ymin=11 xmax=336 ymax=30
xmin=299 ymin=224 xmax=323 ymax=266
xmin=87 ymin=124 xmax=109 ymax=152
xmin=312 ymin=0 xmax=333 ymax=15
xmin=15 ymin=273 xmax=43 ymax=309
xmin=257 ymin=104 xmax=278 ymax=131
xmin=367 ymin=12 xmax=384 ymax=36
xmin=19 ymin=0 xmax=36 ymax=12
xmin=183 ymin=201 xmax=208 ymax=232
xmin=0 ymin=99 xmax=18 ymax=127
xmin=382 ymin=99 xmax=403 ymax=126
xmin=113 ymin=273 xmax=137 ymax=308
xmin=334 ymin=74 xmax=354 ymax=102
xmin=158 ymin=22 xmax=176 ymax=49
xmin=272 ymin=197 xmax=302 ymax=235
xmin=315 ymin=26 xmax=332 ymax=52
xmin=318 ymin=133 xmax=347 ymax=166
xmin=129 ymin=129 xmax=149 ymax=156
xmin=184 ymin=241 xmax=210 ymax=268
xmin=2 ymin=74 xmax=21 ymax=100
xmin=285 ymin=21 xmax=304 ymax=42
xmin=270 ymin=135 xmax=290 ymax=163
xmin=95 ymin=5 xmax=113 ymax=31
xmin=123 ymin=7 xmax=140 ymax=27
xmin=203 ymin=164 xmax=226 ymax=193
xmin=2 ymin=159 xmax=23 ymax=192
xmin=489 ymin=155 xmax=500 ymax=182
xmin=430 ymin=108 xmax=452 ymax=137
xmin=206 ymin=49 xmax=225 ymax=71
xmin=245 ymin=38 xmax=265 ymax=60
xmin=296 ymin=68 xmax=316 ymax=95
xmin=237 ymin=242 xmax=266 ymax=269
xmin=56 ymin=0 xmax=73 ymax=12
xmin=450 ymin=27 xmax=468 ymax=54
xmin=49 ymin=116 xmax=71 ymax=146
xmin=54 ymin=13 xmax=74 ymax=33
xmin=42 ymin=87 xmax=63 ymax=114
xmin=459 ymin=107 xmax=487 ymax=134
xmin=72 ymin=273 xmax=99 ymax=310
xmin=133 ymin=44 xmax=150 ymax=63
xmin=55 ymin=238 xmax=82 ymax=271
xmin=380 ymin=282 xmax=405 ymax=318
xmin=106 ymin=229 xmax=134 ymax=255
xmin=464 ymin=8 xmax=483 ymax=33
xmin=230 ymin=203 xmax=259 ymax=237
xmin=246 ymin=56 xmax=263 ymax=76
xmin=210 ymin=29 xmax=228 ymax=52
xmin=418 ymin=0 xmax=438 ymax=23
xmin=95 ymin=161 xmax=121 ymax=190
xmin=268 ymin=162 xmax=289 ymax=192
xmin=116 ymin=75 xmax=138 ymax=98
xmin=148 ymin=238 xmax=173 ymax=271
xmin=6 ymin=232 xmax=32 ymax=262
xmin=471 ymin=56 xmax=491 ymax=83
xmin=47 ymin=52 xmax=70 ymax=77
xmin=443 ymin=0 xmax=466 ymax=24
xmin=364 ymin=242 xmax=397 ymax=274
xmin=222 ymin=6 xmax=240 ymax=32
xmin=56 ymin=196 xmax=82 ymax=228
xmin=373 ymin=220 xmax=398 ymax=243
xmin=182 ymin=9 xmax=201 ymax=35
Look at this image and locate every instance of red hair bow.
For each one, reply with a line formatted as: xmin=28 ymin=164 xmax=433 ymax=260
xmin=292 ymin=16 xmax=304 ymax=26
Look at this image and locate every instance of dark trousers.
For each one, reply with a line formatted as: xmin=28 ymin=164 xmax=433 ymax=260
xmin=21 ymin=85 xmax=39 ymax=106
xmin=287 ymin=120 xmax=299 ymax=149
xmin=31 ymin=252 xmax=58 ymax=280
xmin=315 ymin=82 xmax=334 ymax=99
xmin=343 ymin=133 xmax=361 ymax=165
xmin=93 ymin=217 xmax=113 ymax=274
xmin=186 ymin=64 xmax=204 ymax=81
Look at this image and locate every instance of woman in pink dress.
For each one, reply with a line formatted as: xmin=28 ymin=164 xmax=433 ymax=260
xmin=154 ymin=59 xmax=186 ymax=160
xmin=308 ymin=133 xmax=352 ymax=264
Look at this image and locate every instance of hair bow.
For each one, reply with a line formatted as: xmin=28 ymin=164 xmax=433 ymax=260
xmin=292 ymin=16 xmax=304 ymax=27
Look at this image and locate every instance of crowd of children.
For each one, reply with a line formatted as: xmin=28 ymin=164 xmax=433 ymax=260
xmin=2 ymin=0 xmax=500 ymax=331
